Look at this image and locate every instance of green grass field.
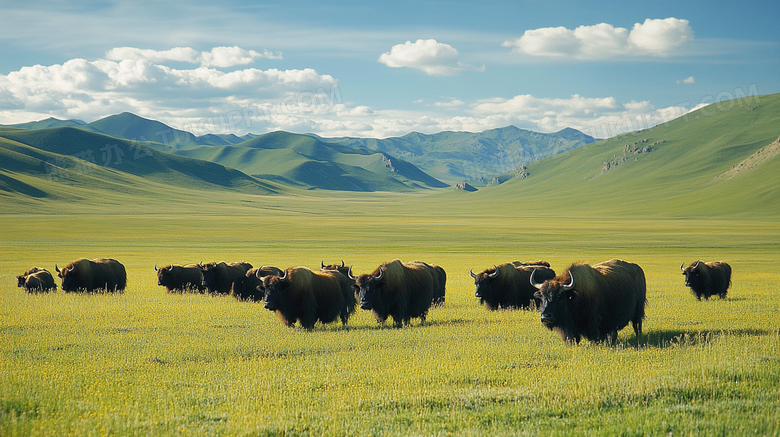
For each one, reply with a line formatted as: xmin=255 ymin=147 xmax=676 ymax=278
xmin=2 ymin=190 xmax=779 ymax=435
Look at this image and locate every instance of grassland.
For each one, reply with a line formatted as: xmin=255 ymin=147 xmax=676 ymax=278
xmin=1 ymin=190 xmax=779 ymax=436
xmin=1 ymin=93 xmax=779 ymax=435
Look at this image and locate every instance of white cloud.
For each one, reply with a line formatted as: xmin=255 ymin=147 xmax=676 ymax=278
xmin=677 ymin=76 xmax=695 ymax=84
xmin=0 ymin=46 xmax=695 ymax=139
xmin=0 ymin=48 xmax=335 ymax=132
xmin=378 ymin=39 xmax=482 ymax=76
xmin=105 ymin=46 xmax=282 ymax=68
xmin=502 ymin=18 xmax=693 ymax=59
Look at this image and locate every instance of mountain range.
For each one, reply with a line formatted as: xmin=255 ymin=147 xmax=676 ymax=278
xmin=1 ymin=113 xmax=595 ymax=189
xmin=1 ymin=92 xmax=778 ymax=217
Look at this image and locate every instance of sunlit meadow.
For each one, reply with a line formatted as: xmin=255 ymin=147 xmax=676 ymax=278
xmin=1 ymin=197 xmax=779 ymax=435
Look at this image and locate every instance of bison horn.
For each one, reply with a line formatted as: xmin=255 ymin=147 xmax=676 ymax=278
xmin=487 ymin=265 xmax=499 ymax=278
xmin=530 ymin=269 xmax=545 ymax=289
xmin=341 ymin=260 xmax=345 ymax=268
xmin=55 ymin=264 xmax=60 ymax=273
xmin=692 ymin=260 xmax=701 ymax=269
xmin=561 ymin=271 xmax=576 ymax=291
xmin=169 ymin=264 xmax=173 ymax=270
xmin=680 ymin=262 xmax=686 ymax=271
xmin=375 ymin=266 xmax=384 ymax=280
xmin=321 ymin=260 xmax=326 ymax=269
xmin=469 ymin=268 xmax=477 ymax=279
xmin=255 ymin=268 xmax=264 ymax=279
xmin=347 ymin=265 xmax=356 ymax=280
xmin=154 ymin=263 xmax=158 ymax=271
xmin=280 ymin=269 xmax=289 ymax=281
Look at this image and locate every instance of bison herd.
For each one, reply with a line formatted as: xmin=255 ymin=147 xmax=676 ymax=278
xmin=14 ymin=257 xmax=733 ymax=344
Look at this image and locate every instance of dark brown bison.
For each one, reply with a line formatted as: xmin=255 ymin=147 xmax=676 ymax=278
xmin=261 ymin=266 xmax=354 ymax=330
xmin=55 ymin=258 xmax=127 ymax=293
xmin=532 ymin=259 xmax=646 ymax=344
xmin=154 ymin=263 xmax=203 ymax=293
xmin=16 ymin=267 xmax=57 ymax=292
xmin=230 ymin=266 xmax=283 ymax=302
xmin=418 ymin=262 xmax=447 ymax=306
xmin=199 ymin=261 xmax=253 ymax=294
xmin=349 ymin=259 xmax=435 ymax=327
xmin=16 ymin=266 xmax=44 ymax=287
xmin=681 ymin=260 xmax=732 ymax=300
xmin=321 ymin=260 xmax=358 ymax=303
xmin=470 ymin=261 xmax=555 ymax=310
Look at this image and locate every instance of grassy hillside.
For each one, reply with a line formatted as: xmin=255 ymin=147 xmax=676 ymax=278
xmin=175 ymin=131 xmax=448 ymax=191
xmin=319 ymin=126 xmax=596 ymax=185
xmin=0 ymin=127 xmax=287 ymax=213
xmin=452 ymin=92 xmax=780 ymax=218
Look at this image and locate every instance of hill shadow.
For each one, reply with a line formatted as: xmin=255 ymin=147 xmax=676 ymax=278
xmin=0 ymin=174 xmax=48 ymax=198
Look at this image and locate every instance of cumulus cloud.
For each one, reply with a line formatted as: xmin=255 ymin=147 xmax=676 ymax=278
xmin=502 ymin=18 xmax=693 ymax=59
xmin=378 ymin=39 xmax=483 ymax=76
xmin=0 ymin=46 xmax=692 ymax=139
xmin=0 ymin=47 xmax=335 ymax=133
xmin=105 ymin=46 xmax=282 ymax=67
xmin=677 ymin=76 xmax=695 ymax=84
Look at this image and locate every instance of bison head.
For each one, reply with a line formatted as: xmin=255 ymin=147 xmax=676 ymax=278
xmin=155 ymin=264 xmax=175 ymax=286
xmin=469 ymin=265 xmax=499 ymax=308
xmin=16 ymin=275 xmax=26 ymax=287
xmin=532 ymin=269 xmax=576 ymax=330
xmin=353 ymin=265 xmax=385 ymax=311
xmin=55 ymin=263 xmax=78 ymax=292
xmin=199 ymin=262 xmax=219 ymax=288
xmin=680 ymin=261 xmax=705 ymax=289
xmin=261 ymin=269 xmax=290 ymax=312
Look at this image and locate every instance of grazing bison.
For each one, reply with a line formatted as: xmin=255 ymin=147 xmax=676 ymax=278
xmin=16 ymin=267 xmax=57 ymax=292
xmin=16 ymin=266 xmax=44 ymax=288
xmin=154 ymin=263 xmax=203 ymax=293
xmin=261 ymin=266 xmax=354 ymax=330
xmin=199 ymin=261 xmax=253 ymax=294
xmin=350 ymin=259 xmax=435 ymax=327
xmin=417 ymin=262 xmax=447 ymax=306
xmin=470 ymin=261 xmax=555 ymax=310
xmin=532 ymin=259 xmax=646 ymax=344
xmin=231 ymin=266 xmax=283 ymax=302
xmin=681 ymin=260 xmax=732 ymax=300
xmin=55 ymin=258 xmax=127 ymax=293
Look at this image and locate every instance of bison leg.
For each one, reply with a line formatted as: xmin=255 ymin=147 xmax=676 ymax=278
xmin=609 ymin=330 xmax=618 ymax=345
xmin=632 ymin=319 xmax=643 ymax=337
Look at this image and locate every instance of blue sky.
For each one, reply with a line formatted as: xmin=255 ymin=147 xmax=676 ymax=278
xmin=0 ymin=0 xmax=777 ymax=138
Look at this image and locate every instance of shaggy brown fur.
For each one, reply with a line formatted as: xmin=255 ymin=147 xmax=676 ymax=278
xmin=681 ymin=260 xmax=732 ymax=300
xmin=199 ymin=261 xmax=253 ymax=294
xmin=533 ymin=259 xmax=646 ymax=344
xmin=262 ymin=266 xmax=353 ymax=330
xmin=353 ymin=259 xmax=435 ymax=327
xmin=155 ymin=264 xmax=203 ymax=293
xmin=471 ymin=261 xmax=555 ymax=310
xmin=56 ymin=258 xmax=126 ymax=293
xmin=17 ymin=268 xmax=57 ymax=293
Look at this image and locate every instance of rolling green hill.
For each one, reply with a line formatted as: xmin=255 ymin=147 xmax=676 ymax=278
xmin=451 ymin=92 xmax=779 ymax=217
xmin=0 ymin=127 xmax=285 ymax=213
xmin=317 ymin=125 xmax=596 ymax=185
xmin=0 ymin=92 xmax=777 ymax=218
xmin=173 ymin=131 xmax=448 ymax=191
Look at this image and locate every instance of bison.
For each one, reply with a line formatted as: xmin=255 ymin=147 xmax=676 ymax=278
xmin=199 ymin=261 xmax=253 ymax=294
xmin=531 ymin=259 xmax=646 ymax=344
xmin=681 ymin=260 xmax=732 ymax=300
xmin=16 ymin=266 xmax=44 ymax=288
xmin=55 ymin=258 xmax=127 ymax=293
xmin=261 ymin=266 xmax=354 ymax=330
xmin=350 ymin=259 xmax=436 ymax=327
xmin=470 ymin=261 xmax=555 ymax=310
xmin=231 ymin=266 xmax=283 ymax=302
xmin=16 ymin=267 xmax=57 ymax=293
xmin=154 ymin=263 xmax=203 ymax=293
